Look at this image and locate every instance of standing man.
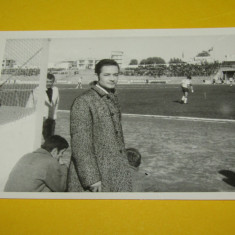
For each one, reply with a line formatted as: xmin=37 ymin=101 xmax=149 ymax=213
xmin=43 ymin=73 xmax=59 ymax=139
xmin=68 ymin=59 xmax=133 ymax=192
xmin=27 ymin=73 xmax=59 ymax=140
xmin=180 ymin=75 xmax=194 ymax=104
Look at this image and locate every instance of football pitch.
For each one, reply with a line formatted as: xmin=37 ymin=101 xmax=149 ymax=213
xmin=56 ymin=84 xmax=235 ymax=192
xmin=58 ymin=84 xmax=235 ymax=119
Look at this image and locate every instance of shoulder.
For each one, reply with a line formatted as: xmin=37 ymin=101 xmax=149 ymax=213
xmin=72 ymin=89 xmax=98 ymax=107
xmin=16 ymin=150 xmax=52 ymax=169
xmin=33 ymin=152 xmax=60 ymax=171
xmin=31 ymin=149 xmax=53 ymax=162
xmin=46 ymin=157 xmax=61 ymax=171
xmin=15 ymin=152 xmax=34 ymax=165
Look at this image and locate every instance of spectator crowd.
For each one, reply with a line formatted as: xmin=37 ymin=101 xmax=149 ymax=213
xmin=123 ymin=62 xmax=221 ymax=77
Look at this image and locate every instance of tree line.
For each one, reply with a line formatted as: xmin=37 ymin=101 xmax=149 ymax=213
xmin=129 ymin=57 xmax=184 ymax=65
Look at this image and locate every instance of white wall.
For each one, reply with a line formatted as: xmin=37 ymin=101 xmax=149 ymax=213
xmin=0 ymin=113 xmax=36 ymax=191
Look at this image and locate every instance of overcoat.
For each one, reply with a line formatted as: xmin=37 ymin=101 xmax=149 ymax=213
xmin=67 ymin=84 xmax=133 ymax=192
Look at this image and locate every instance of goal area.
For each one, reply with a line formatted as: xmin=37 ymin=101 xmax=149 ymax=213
xmin=0 ymin=38 xmax=50 ymax=191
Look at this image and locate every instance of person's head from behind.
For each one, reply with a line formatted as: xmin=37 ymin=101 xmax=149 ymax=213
xmin=41 ymin=135 xmax=69 ymax=161
xmin=126 ymin=148 xmax=141 ymax=168
xmin=46 ymin=73 xmax=55 ymax=89
xmin=95 ymin=59 xmax=120 ymax=89
xmin=187 ymin=75 xmax=192 ymax=80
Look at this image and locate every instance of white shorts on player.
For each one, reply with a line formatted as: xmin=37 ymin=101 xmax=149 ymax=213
xmin=181 ymin=75 xmax=194 ymax=104
xmin=229 ymin=77 xmax=234 ymax=86
xmin=76 ymin=77 xmax=83 ymax=89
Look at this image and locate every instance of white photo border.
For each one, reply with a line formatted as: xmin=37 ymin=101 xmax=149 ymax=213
xmin=0 ymin=28 xmax=235 ymax=200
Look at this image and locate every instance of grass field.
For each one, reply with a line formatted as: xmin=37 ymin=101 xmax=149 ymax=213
xmin=58 ymin=84 xmax=235 ymax=119
xmin=56 ymin=83 xmax=235 ymax=192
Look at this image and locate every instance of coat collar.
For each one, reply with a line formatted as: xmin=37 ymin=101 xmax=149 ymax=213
xmin=91 ymin=81 xmax=118 ymax=98
xmin=34 ymin=148 xmax=53 ymax=158
xmin=95 ymin=84 xmax=109 ymax=95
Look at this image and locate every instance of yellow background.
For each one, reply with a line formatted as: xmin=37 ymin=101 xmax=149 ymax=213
xmin=0 ymin=0 xmax=235 ymax=234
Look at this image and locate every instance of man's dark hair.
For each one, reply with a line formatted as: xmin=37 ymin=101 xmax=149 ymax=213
xmin=47 ymin=73 xmax=55 ymax=81
xmin=95 ymin=59 xmax=120 ymax=76
xmin=126 ymin=148 xmax=141 ymax=168
xmin=41 ymin=135 xmax=69 ymax=152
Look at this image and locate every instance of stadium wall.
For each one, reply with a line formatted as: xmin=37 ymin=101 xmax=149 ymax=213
xmin=6 ymin=71 xmax=216 ymax=85
xmin=52 ymin=74 xmax=215 ymax=85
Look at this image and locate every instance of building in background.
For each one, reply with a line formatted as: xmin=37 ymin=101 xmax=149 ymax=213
xmin=188 ymin=48 xmax=216 ymax=64
xmin=222 ymin=54 xmax=235 ymax=67
xmin=76 ymin=58 xmax=100 ymax=70
xmin=111 ymin=51 xmax=124 ymax=68
xmin=48 ymin=51 xmax=124 ymax=71
xmin=51 ymin=61 xmax=77 ymax=70
xmin=49 ymin=58 xmax=101 ymax=70
xmin=2 ymin=59 xmax=16 ymax=69
xmin=218 ymin=54 xmax=235 ymax=81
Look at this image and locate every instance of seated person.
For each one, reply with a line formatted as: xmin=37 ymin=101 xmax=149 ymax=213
xmin=4 ymin=135 xmax=69 ymax=192
xmin=126 ymin=148 xmax=150 ymax=192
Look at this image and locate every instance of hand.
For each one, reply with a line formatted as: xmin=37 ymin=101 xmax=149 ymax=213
xmin=89 ymin=181 xmax=102 ymax=192
xmin=191 ymin=90 xmax=194 ymax=93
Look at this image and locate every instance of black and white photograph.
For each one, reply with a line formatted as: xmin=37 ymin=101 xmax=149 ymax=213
xmin=0 ymin=28 xmax=235 ymax=199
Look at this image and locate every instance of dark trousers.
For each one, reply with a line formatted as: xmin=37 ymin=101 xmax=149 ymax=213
xmin=43 ymin=118 xmax=56 ymax=140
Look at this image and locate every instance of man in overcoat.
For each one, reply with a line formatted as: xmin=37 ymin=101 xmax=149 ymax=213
xmin=67 ymin=59 xmax=133 ymax=192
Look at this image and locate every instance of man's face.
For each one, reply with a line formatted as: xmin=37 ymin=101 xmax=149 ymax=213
xmin=98 ymin=65 xmax=119 ymax=89
xmin=52 ymin=148 xmax=67 ymax=161
xmin=46 ymin=78 xmax=55 ymax=88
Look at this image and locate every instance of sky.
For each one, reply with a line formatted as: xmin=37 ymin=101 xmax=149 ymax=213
xmin=48 ymin=34 xmax=235 ymax=65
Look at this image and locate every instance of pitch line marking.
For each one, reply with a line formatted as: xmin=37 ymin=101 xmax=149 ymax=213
xmin=58 ymin=110 xmax=70 ymax=113
xmin=124 ymin=113 xmax=235 ymax=123
xmin=58 ymin=110 xmax=235 ymax=123
xmin=58 ymin=86 xmax=180 ymax=90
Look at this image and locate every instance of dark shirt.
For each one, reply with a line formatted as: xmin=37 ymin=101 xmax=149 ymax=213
xmin=46 ymin=88 xmax=53 ymax=102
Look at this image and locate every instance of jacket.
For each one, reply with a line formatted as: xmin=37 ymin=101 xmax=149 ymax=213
xmin=4 ymin=148 xmax=67 ymax=192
